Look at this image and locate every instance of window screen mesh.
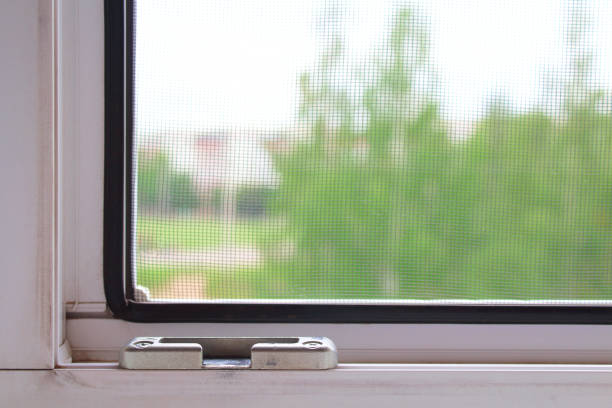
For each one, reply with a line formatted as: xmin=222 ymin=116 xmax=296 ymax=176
xmin=132 ymin=0 xmax=612 ymax=302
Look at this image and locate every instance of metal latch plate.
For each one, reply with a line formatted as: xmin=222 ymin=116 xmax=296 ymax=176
xmin=120 ymin=337 xmax=337 ymax=370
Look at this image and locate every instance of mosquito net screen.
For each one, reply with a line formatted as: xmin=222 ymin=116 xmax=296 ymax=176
xmin=132 ymin=0 xmax=612 ymax=303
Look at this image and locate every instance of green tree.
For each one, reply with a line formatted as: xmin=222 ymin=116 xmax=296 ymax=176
xmin=137 ymin=150 xmax=170 ymax=208
xmin=137 ymin=150 xmax=200 ymax=212
xmin=267 ymin=3 xmax=612 ymax=300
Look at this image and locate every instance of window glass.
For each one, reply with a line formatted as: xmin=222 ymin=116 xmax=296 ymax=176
xmin=132 ymin=0 xmax=612 ymax=302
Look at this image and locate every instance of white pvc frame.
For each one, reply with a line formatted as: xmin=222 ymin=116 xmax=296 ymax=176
xmin=58 ymin=0 xmax=612 ymax=367
xmin=5 ymin=0 xmax=612 ymax=405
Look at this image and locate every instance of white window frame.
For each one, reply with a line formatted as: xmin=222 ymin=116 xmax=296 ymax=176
xmin=57 ymin=0 xmax=612 ymax=367
xmin=5 ymin=0 xmax=612 ymax=405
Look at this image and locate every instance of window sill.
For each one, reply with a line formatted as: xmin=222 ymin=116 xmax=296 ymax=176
xmin=66 ymin=311 xmax=612 ymax=364
xmin=6 ymin=364 xmax=612 ymax=407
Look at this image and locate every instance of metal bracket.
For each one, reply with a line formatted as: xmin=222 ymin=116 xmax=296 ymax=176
xmin=120 ymin=337 xmax=337 ymax=370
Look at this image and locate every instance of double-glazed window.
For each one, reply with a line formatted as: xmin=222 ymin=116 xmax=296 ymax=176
xmin=105 ymin=0 xmax=612 ymax=322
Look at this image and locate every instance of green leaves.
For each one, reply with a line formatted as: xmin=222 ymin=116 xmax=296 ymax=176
xmin=269 ymin=6 xmax=612 ymax=300
xmin=137 ymin=150 xmax=200 ymax=211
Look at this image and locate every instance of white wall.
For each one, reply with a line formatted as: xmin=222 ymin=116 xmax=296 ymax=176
xmin=0 ymin=0 xmax=55 ymax=368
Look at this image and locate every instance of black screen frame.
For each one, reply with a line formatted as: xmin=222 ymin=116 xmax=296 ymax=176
xmin=104 ymin=0 xmax=612 ymax=323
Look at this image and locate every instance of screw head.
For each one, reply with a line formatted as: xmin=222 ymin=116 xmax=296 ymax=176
xmin=133 ymin=340 xmax=154 ymax=349
xmin=303 ymin=340 xmax=323 ymax=349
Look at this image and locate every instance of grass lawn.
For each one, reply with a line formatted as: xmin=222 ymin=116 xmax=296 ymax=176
xmin=137 ymin=264 xmax=282 ymax=299
xmin=135 ymin=216 xmax=612 ymax=301
xmin=136 ymin=215 xmax=284 ymax=250
xmin=137 ymin=262 xmax=399 ymax=300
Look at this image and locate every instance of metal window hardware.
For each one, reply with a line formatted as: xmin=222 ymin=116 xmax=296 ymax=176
xmin=120 ymin=337 xmax=337 ymax=370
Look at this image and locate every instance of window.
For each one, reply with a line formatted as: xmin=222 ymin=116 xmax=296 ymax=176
xmin=9 ymin=2 xmax=612 ymax=405
xmin=105 ymin=0 xmax=612 ymax=323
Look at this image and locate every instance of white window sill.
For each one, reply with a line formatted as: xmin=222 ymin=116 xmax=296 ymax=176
xmin=6 ymin=364 xmax=612 ymax=407
xmin=66 ymin=309 xmax=612 ymax=365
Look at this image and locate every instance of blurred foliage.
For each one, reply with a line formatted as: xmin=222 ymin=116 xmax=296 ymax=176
xmin=236 ymin=186 xmax=278 ymax=218
xmin=168 ymin=172 xmax=200 ymax=210
xmin=137 ymin=4 xmax=612 ymax=301
xmin=137 ymin=150 xmax=170 ymax=207
xmin=137 ymin=150 xmax=200 ymax=211
xmin=268 ymin=6 xmax=612 ymax=300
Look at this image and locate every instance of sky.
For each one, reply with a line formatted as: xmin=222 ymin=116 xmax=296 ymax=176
xmin=134 ymin=0 xmax=612 ymax=134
